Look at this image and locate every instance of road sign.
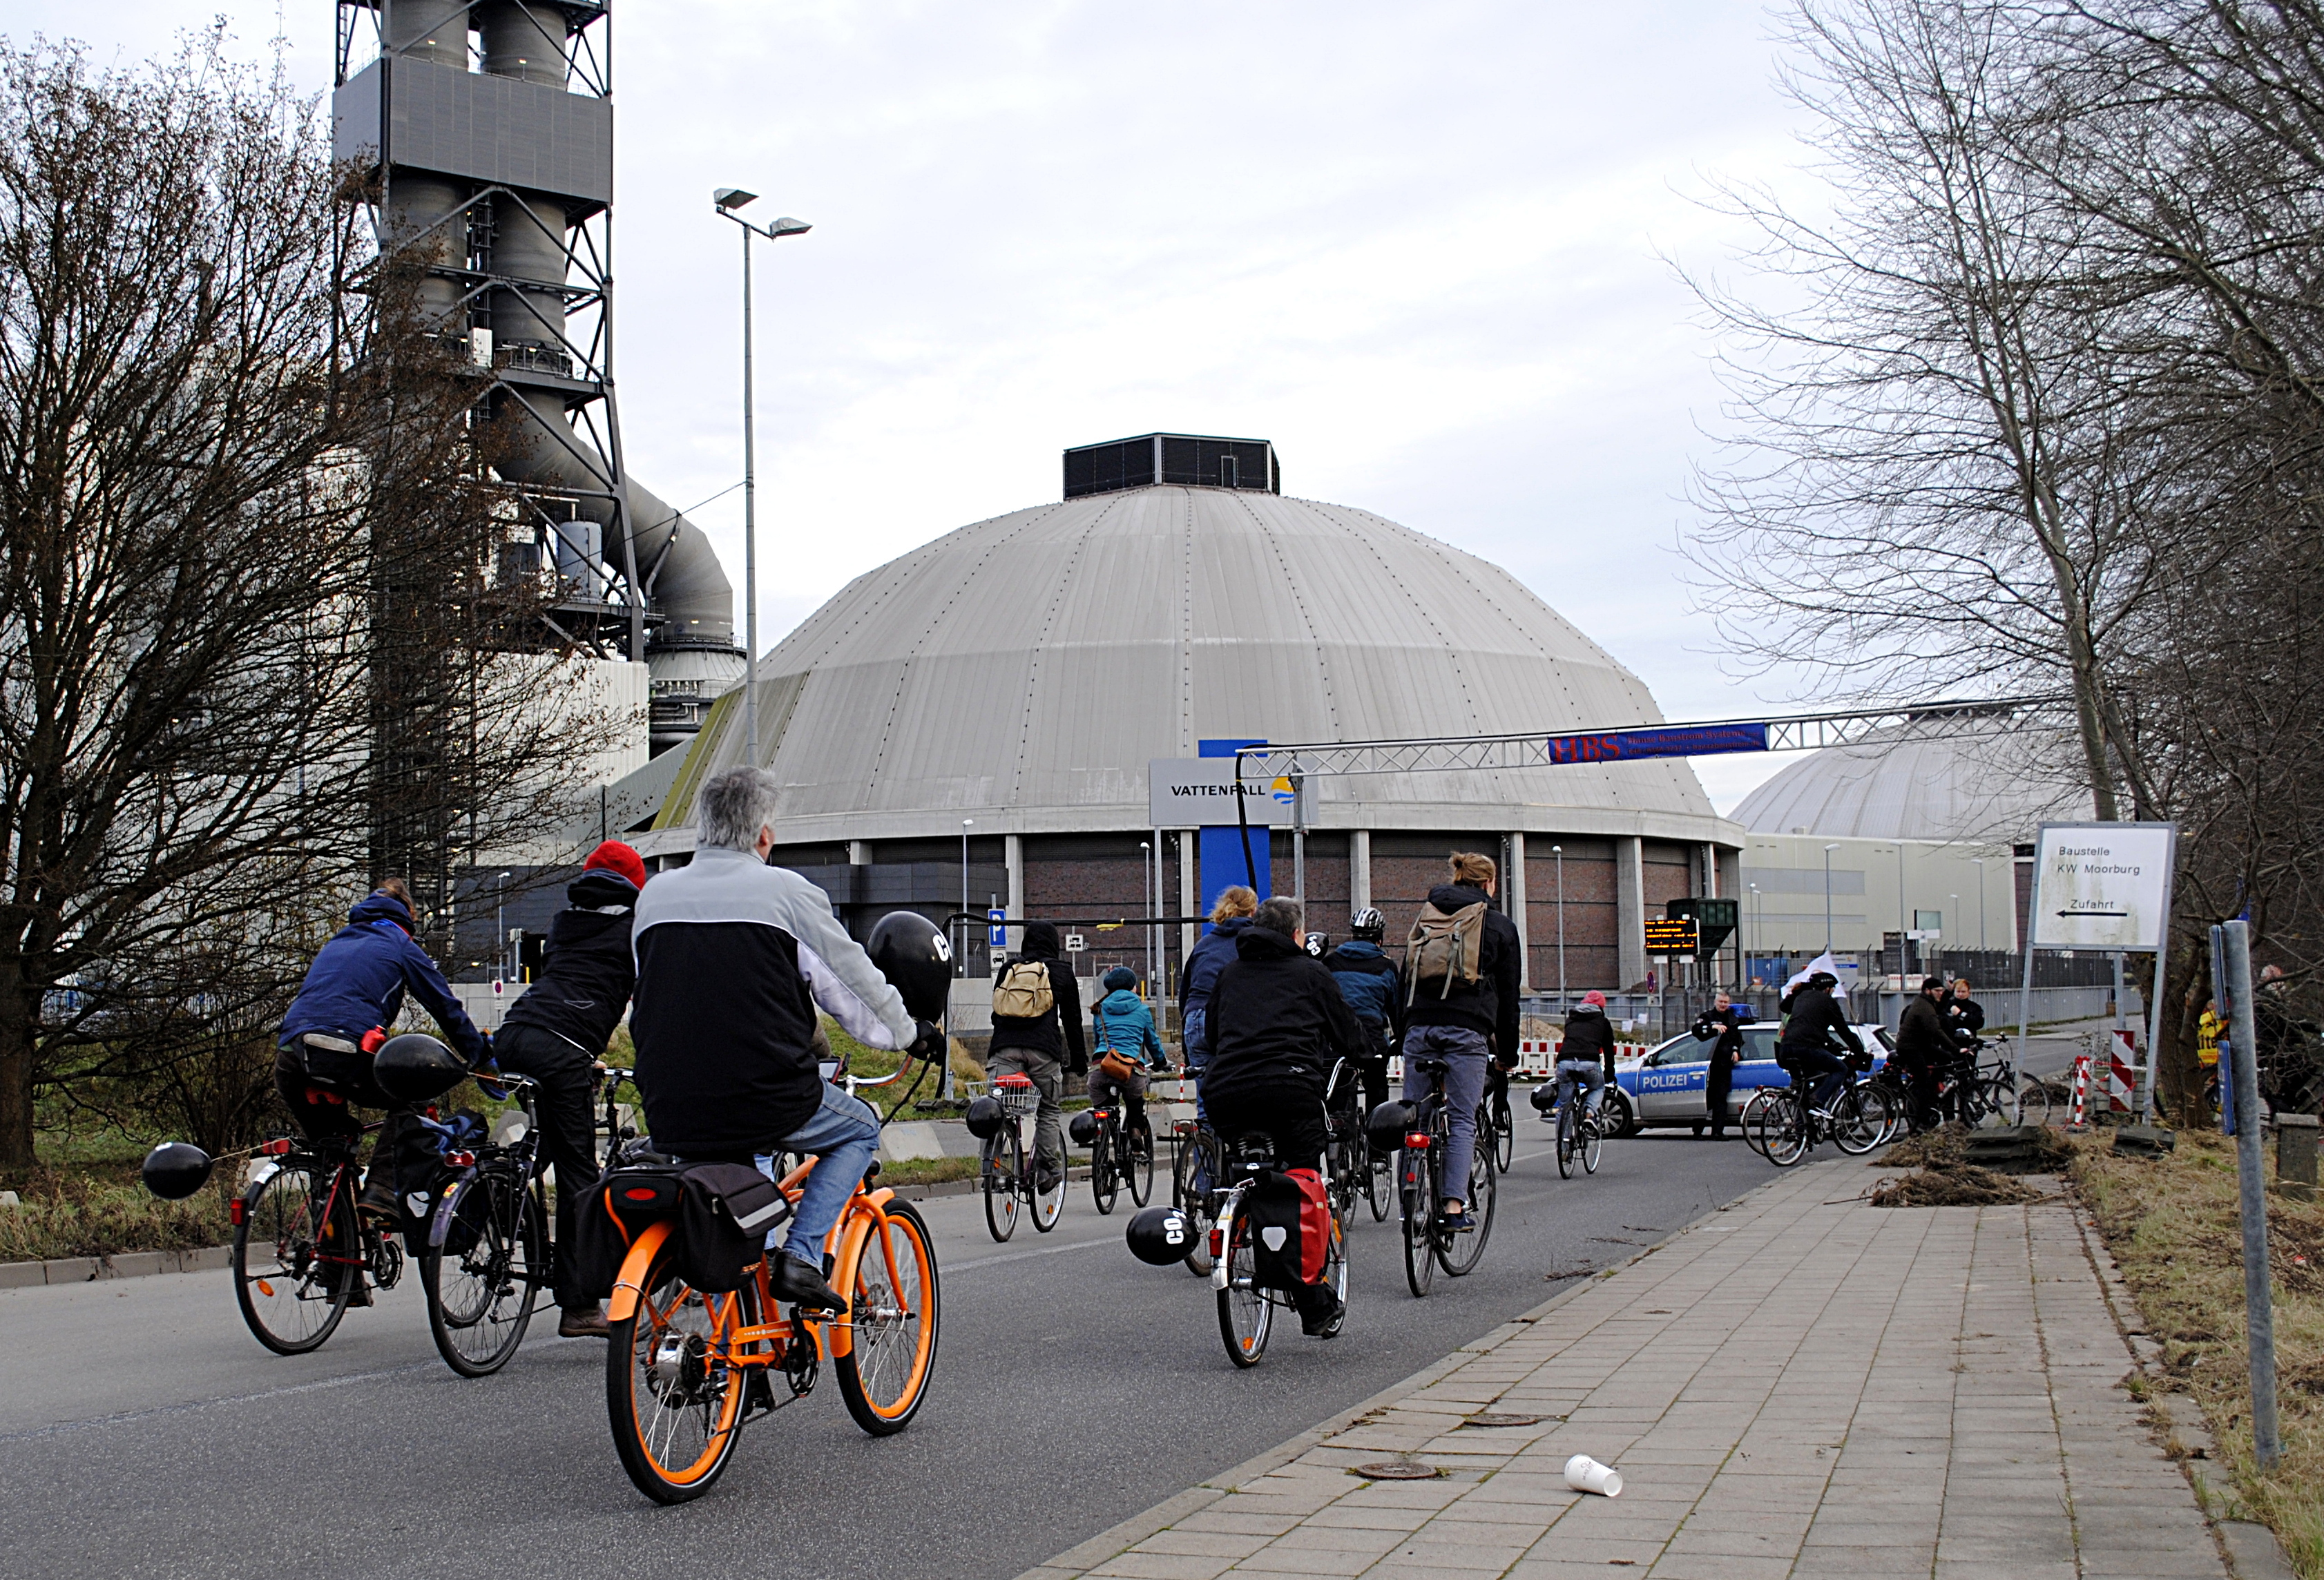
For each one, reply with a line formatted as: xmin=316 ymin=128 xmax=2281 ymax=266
xmin=1147 ymin=758 xmax=1293 ymax=827
xmin=988 ymin=907 xmax=1008 ymax=948
xmin=1644 ymin=918 xmax=1699 ymax=955
xmin=1064 ymin=932 xmax=1086 ymax=953
xmin=2028 ymin=822 xmax=2178 ymax=952
xmin=1664 ymin=897 xmax=1736 ymax=958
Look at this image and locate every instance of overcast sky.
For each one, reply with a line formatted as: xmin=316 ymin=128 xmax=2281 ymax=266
xmin=12 ymin=0 xmax=1836 ymax=811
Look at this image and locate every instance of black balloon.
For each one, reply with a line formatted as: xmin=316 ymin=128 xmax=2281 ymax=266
xmin=1125 ymin=1204 xmax=1195 ymax=1266
xmin=142 ymin=1141 xmax=214 ymax=1201
xmin=867 ymin=910 xmax=954 ymax=1021
xmin=374 ymin=1032 xmax=466 ymax=1104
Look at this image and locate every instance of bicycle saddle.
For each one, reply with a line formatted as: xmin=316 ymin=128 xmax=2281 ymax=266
xmin=1411 ymin=1055 xmax=1451 ymax=1075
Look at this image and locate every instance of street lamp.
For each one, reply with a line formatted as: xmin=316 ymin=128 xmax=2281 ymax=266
xmin=1141 ymin=840 xmax=1153 ymax=985
xmin=1552 ymin=844 xmax=1566 ymax=1007
xmin=495 ymin=870 xmax=513 ymax=981
xmin=960 ymin=819 xmax=974 ymax=974
xmin=712 ymin=189 xmax=812 ymax=768
xmin=1823 ymin=844 xmax=1840 ymax=954
xmin=1748 ymin=883 xmax=1761 ymax=985
xmin=1972 ymin=858 xmax=1988 ymax=951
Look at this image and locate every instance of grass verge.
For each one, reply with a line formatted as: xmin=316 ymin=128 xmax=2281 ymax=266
xmin=2071 ymin=1126 xmax=2323 ymax=1577
xmin=1 ymin=1159 xmax=234 ymax=1263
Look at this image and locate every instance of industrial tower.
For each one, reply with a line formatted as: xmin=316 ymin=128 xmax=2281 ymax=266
xmin=332 ymin=0 xmax=742 ymax=757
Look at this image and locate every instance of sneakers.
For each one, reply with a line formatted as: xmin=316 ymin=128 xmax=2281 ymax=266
xmin=1437 ymin=1209 xmax=1475 ymax=1233
xmin=558 ymin=1304 xmax=611 ymax=1339
xmin=1298 ymin=1289 xmax=1346 ymax=1338
xmin=769 ymin=1253 xmax=849 ymax=1315
xmin=1034 ymin=1162 xmax=1064 ymax=1195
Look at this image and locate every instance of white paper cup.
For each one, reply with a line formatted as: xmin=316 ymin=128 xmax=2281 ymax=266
xmin=1564 ymin=1454 xmax=1623 ymax=1497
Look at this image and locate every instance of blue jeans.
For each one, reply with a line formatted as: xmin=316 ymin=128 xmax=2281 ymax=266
xmin=1181 ymin=1005 xmax=1209 ymax=1121
xmin=756 ymin=1079 xmax=881 ymax=1266
xmin=1555 ymin=1059 xmax=1604 ymax=1119
xmin=1402 ymin=1025 xmax=1489 ymax=1205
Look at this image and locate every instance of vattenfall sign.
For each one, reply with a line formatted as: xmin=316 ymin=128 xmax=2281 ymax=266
xmin=2028 ymin=822 xmax=2178 ymax=952
xmin=1147 ymin=758 xmax=1296 ymax=827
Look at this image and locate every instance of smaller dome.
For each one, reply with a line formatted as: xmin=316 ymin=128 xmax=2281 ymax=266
xmin=1733 ymin=715 xmax=2089 ymax=843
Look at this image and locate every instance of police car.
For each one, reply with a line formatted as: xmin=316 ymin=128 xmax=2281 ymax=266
xmin=1610 ymin=1019 xmax=1892 ymax=1137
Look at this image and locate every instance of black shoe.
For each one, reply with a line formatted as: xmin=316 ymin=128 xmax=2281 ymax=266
xmin=357 ymin=1177 xmax=400 ymax=1228
xmin=1300 ymin=1292 xmax=1345 ymax=1338
xmin=1035 ymin=1164 xmax=1064 ymax=1195
xmin=769 ymin=1253 xmax=848 ymax=1315
xmin=558 ymin=1304 xmax=611 ymax=1339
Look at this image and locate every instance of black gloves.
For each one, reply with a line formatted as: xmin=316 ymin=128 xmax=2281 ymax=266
xmin=907 ymin=1020 xmax=946 ymax=1061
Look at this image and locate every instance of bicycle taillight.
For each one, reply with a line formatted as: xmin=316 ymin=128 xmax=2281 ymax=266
xmin=257 ymin=1137 xmax=293 ymax=1157
xmin=1405 ymin=1133 xmax=1430 ymax=1149
xmin=228 ymin=1198 xmax=246 ymax=1226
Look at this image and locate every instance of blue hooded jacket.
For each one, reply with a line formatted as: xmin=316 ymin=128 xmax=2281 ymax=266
xmin=1092 ymin=989 xmax=1168 ymax=1068
xmin=1181 ymin=916 xmax=1253 ymax=1014
xmin=1323 ymin=938 xmax=1402 ymax=1038
xmin=280 ymin=892 xmax=487 ymax=1065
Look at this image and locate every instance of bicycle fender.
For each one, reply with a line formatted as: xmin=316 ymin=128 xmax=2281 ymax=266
xmin=425 ymin=1167 xmax=481 ymax=1250
xmin=606 ymin=1221 xmax=675 ymax=1322
xmin=825 ymin=1216 xmax=874 ymax=1360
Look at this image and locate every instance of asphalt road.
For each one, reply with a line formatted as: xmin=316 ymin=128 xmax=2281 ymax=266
xmin=0 ymin=1127 xmax=1789 ymax=1580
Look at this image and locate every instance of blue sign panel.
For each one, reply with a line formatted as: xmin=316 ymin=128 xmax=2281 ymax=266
xmin=1197 ymin=738 xmax=1271 ymax=918
xmin=988 ymin=907 xmax=1008 ymax=948
xmin=1544 ymin=722 xmax=1769 ymax=764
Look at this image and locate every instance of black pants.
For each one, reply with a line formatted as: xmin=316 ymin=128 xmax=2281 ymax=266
xmin=1204 ymin=1083 xmax=1327 ymax=1174
xmin=271 ymin=1042 xmax=422 ymax=1202
xmin=1780 ymin=1048 xmax=1850 ymax=1110
xmin=492 ymin=1025 xmax=606 ymax=1311
xmin=1899 ymin=1063 xmax=1941 ymax=1130
xmin=1705 ymin=1062 xmax=1733 ymax=1136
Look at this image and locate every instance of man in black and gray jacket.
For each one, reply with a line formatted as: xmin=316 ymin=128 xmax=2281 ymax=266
xmin=631 ymin=767 xmax=942 ymax=1313
xmin=492 ymin=840 xmax=646 ymax=1337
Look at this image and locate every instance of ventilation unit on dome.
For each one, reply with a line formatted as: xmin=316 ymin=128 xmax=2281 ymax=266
xmin=1064 ymin=434 xmax=1280 ymax=499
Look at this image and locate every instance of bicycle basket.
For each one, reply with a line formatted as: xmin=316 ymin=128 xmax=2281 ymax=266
xmin=994 ymin=1074 xmax=1040 ymax=1121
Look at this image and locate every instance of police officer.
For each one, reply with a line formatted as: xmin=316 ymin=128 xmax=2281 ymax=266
xmin=1689 ymin=991 xmax=1747 ymax=1138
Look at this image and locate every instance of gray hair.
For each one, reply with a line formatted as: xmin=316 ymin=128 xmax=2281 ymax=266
xmin=697 ymin=766 xmax=780 ymax=853
xmin=1254 ymin=896 xmax=1303 ymax=938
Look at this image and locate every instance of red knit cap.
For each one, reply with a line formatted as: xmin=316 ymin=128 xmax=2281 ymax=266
xmin=583 ymin=840 xmax=646 ymax=890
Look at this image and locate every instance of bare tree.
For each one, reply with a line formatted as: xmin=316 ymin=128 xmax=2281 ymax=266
xmin=0 ymin=37 xmax=609 ymax=1174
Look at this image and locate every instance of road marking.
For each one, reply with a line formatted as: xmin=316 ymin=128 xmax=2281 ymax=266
xmin=948 ymin=1235 xmax=1115 ymax=1273
xmin=0 ymin=1359 xmax=444 ymax=1442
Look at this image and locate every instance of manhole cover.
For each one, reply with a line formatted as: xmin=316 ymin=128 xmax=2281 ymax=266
xmin=1463 ymin=1413 xmax=1543 ymax=1427
xmin=1349 ymin=1460 xmax=1441 ymax=1480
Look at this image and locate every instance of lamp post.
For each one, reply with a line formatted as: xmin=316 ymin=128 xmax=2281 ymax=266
xmin=1823 ymin=844 xmax=1839 ymax=954
xmin=1141 ymin=840 xmax=1153 ymax=986
xmin=1748 ymin=882 xmax=1760 ymax=984
xmin=1948 ymin=894 xmax=1958 ymax=976
xmin=1973 ymin=858 xmax=1988 ymax=951
xmin=711 ymin=189 xmax=811 ymax=767
xmin=495 ymin=870 xmax=512 ymax=981
xmin=1552 ymin=843 xmax=1566 ymax=1008
xmin=960 ymin=820 xmax=974 ymax=974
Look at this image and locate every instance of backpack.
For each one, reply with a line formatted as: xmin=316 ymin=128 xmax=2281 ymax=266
xmin=1247 ymin=1168 xmax=1329 ymax=1290
xmin=992 ymin=959 xmax=1054 ymax=1019
xmin=1404 ymin=900 xmax=1488 ymax=1002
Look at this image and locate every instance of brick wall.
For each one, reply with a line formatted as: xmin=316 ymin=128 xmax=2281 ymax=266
xmin=1526 ymin=841 xmax=1617 ymax=993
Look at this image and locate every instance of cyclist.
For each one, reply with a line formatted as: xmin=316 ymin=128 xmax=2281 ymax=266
xmin=1401 ymin=852 xmax=1521 ymax=1231
xmin=1555 ymin=989 xmax=1617 ymax=1134
xmin=989 ymin=918 xmax=1086 ymax=1195
xmin=1089 ymin=965 xmax=1169 ymax=1132
xmin=1323 ymin=907 xmax=1401 ymax=1120
xmin=1689 ymin=990 xmax=1747 ymax=1138
xmin=1180 ymin=885 xmax=1258 ymax=1116
xmin=276 ymin=877 xmax=488 ymax=1237
xmin=489 ymin=839 xmax=646 ymax=1339
xmin=1776 ymin=970 xmax=1863 ymax=1121
xmin=1893 ymin=975 xmax=1954 ymax=1130
xmin=629 ymin=767 xmax=943 ymax=1314
xmin=1200 ymin=896 xmax=1365 ymax=1336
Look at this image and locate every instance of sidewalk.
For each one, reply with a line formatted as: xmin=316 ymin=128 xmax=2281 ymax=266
xmin=1023 ymin=1162 xmax=2250 ymax=1580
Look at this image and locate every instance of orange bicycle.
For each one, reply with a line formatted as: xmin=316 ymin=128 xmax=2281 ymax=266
xmin=602 ymin=1059 xmax=941 ymax=1503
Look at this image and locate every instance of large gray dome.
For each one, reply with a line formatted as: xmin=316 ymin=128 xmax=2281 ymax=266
xmin=660 ymin=484 xmax=1728 ymax=845
xmin=1733 ymin=716 xmax=2089 ymax=843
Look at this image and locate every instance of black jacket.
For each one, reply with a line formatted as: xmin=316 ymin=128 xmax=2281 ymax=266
xmin=497 ymin=869 xmax=637 ymax=1063
xmin=990 ymin=921 xmax=1088 ymax=1075
xmin=1559 ymin=1004 xmax=1619 ymax=1079
xmin=1403 ymin=883 xmax=1523 ymax=1057
xmin=1946 ymin=995 xmax=1986 ymax=1043
xmin=1778 ymin=985 xmax=1864 ymax=1058
xmin=1200 ymin=925 xmax=1367 ymax=1106
xmin=1691 ymin=1003 xmax=1746 ymax=1068
xmin=1894 ymin=993 xmax=1953 ymax=1069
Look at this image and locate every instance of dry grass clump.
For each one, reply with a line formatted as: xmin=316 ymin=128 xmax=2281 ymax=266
xmin=1876 ymin=1124 xmax=1968 ymax=1169
xmin=1869 ymin=1161 xmax=2037 ymax=1207
xmin=0 ymin=1162 xmax=232 ymax=1263
xmin=2073 ymin=1127 xmax=2324 ymax=1577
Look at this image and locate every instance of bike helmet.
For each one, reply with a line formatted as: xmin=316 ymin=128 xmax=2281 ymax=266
xmin=1350 ymin=907 xmax=1385 ymax=943
xmin=373 ymin=1032 xmax=467 ymax=1104
xmin=1363 ymin=1099 xmax=1417 ymax=1153
xmin=963 ymin=1094 xmax=1006 ymax=1139
xmin=141 ymin=1141 xmax=214 ymax=1200
xmin=867 ymin=910 xmax=953 ymax=1022
xmin=1068 ymin=1109 xmax=1100 ymax=1147
xmin=1124 ymin=1204 xmax=1195 ymax=1266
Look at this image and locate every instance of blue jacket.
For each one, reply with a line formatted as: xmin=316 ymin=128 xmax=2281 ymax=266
xmin=1323 ymin=939 xmax=1402 ymax=1040
xmin=1091 ymin=989 xmax=1168 ymax=1068
xmin=281 ymin=892 xmax=487 ymax=1065
xmin=1181 ymin=916 xmax=1253 ymax=1014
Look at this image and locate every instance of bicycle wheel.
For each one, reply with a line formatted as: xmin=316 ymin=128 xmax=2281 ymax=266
xmin=1582 ymin=1110 xmax=1603 ymax=1174
xmin=1125 ymin=1114 xmax=1155 ymax=1206
xmin=1759 ymin=1095 xmax=1810 ymax=1167
xmin=833 ymin=1199 xmax=940 ymax=1436
xmin=1970 ymin=1077 xmax=2018 ymax=1128
xmin=1436 ymin=1112 xmax=1497 ymax=1278
xmin=233 ymin=1160 xmax=356 ymax=1356
xmin=2016 ymin=1075 xmax=2051 ymax=1129
xmin=1172 ymin=1133 xmax=1213 ymax=1275
xmin=422 ymin=1167 xmax=545 ymax=1378
xmin=1492 ymin=1104 xmax=1515 ymax=1173
xmin=1400 ymin=1145 xmax=1437 ymax=1298
xmin=1365 ymin=1142 xmax=1392 ymax=1222
xmin=981 ymin=1126 xmax=1022 ymax=1243
xmin=605 ymin=1240 xmax=751 ymax=1503
xmin=1739 ymin=1088 xmax=1782 ymax=1157
xmin=1089 ymin=1125 xmax=1118 ymax=1216
xmin=1216 ymin=1200 xmax=1271 ymax=1367
xmin=1556 ymin=1097 xmax=1577 ymax=1179
xmin=1030 ymin=1134 xmax=1065 ymax=1233
xmin=1830 ymin=1084 xmax=1892 ymax=1155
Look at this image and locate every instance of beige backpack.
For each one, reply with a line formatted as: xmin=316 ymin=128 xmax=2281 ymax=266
xmin=1404 ymin=900 xmax=1488 ymax=1002
xmin=992 ymin=959 xmax=1054 ymax=1019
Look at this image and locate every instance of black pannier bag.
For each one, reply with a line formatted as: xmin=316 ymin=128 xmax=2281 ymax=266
xmin=675 ymin=1162 xmax=791 ymax=1293
xmin=567 ymin=1166 xmax=683 ymax=1302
